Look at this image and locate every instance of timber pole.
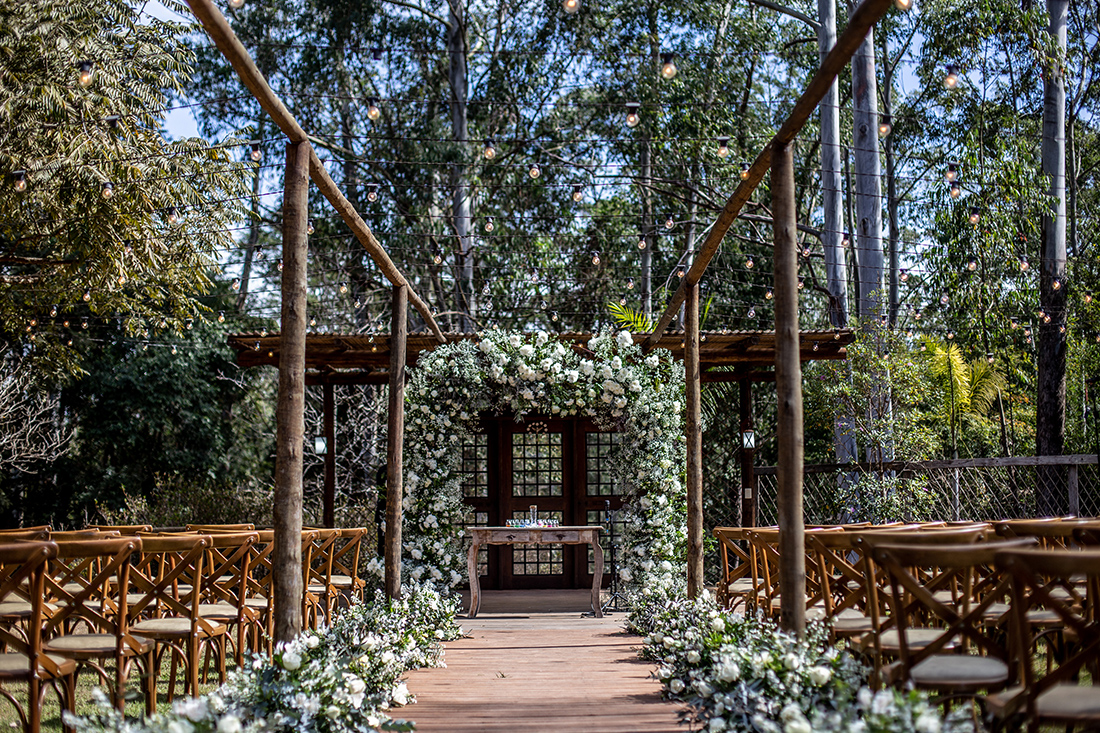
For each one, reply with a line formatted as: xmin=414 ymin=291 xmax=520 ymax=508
xmin=182 ymin=0 xmax=444 ymax=343
xmin=685 ymin=281 xmax=704 ymax=597
xmin=323 ymin=381 xmax=336 ymax=528
xmin=641 ymin=0 xmax=892 ymax=351
xmin=384 ymin=284 xmax=408 ymax=599
xmin=272 ymin=141 xmax=310 ymax=643
xmin=740 ymin=378 xmax=756 ymax=527
xmin=773 ymin=141 xmax=806 ymax=638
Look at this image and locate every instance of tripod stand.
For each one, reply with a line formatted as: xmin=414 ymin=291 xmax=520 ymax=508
xmin=601 ymin=500 xmax=628 ymax=614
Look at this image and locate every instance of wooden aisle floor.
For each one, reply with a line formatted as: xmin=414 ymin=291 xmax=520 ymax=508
xmin=402 ymin=590 xmax=687 ymax=732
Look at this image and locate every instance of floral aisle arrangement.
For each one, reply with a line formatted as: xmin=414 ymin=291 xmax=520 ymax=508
xmin=389 ymin=328 xmax=688 ymax=623
xmin=67 ymin=584 xmax=463 ymax=733
xmin=642 ymin=594 xmax=974 ymax=733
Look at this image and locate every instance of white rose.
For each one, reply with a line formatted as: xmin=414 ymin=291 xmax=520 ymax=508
xmin=694 ymin=680 xmax=714 ymax=697
xmin=168 ymin=722 xmax=194 ymax=733
xmin=807 ymin=665 xmax=832 ymax=686
xmin=281 ymin=650 xmax=301 ymax=671
xmin=708 ymin=718 xmax=727 ymax=732
xmin=784 ymin=719 xmax=812 ymax=733
xmin=915 ymin=710 xmax=942 ymax=733
xmin=174 ymin=698 xmax=208 ymax=722
xmin=686 ymin=650 xmax=701 ymax=664
xmin=710 ymin=617 xmax=725 ymax=632
xmin=392 ymin=682 xmax=410 ymax=706
xmin=669 ymin=678 xmax=685 ymax=694
xmin=716 ymin=662 xmax=740 ymax=683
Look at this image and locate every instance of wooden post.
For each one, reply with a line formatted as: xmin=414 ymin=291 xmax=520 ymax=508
xmin=272 ymin=141 xmax=310 ymax=643
xmin=384 ymin=284 xmax=408 ymax=599
xmin=323 ymin=381 xmax=336 ymax=528
xmin=685 ymin=281 xmax=704 ymax=597
xmin=773 ymin=141 xmax=805 ymax=638
xmin=739 ymin=378 xmax=756 ymax=527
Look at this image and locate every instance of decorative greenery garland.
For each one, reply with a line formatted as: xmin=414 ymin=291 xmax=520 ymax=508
xmin=381 ymin=328 xmax=688 ymax=618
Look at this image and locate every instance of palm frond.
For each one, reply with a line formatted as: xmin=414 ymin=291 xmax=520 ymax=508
xmin=607 ymin=301 xmax=655 ymax=332
xmin=965 ymin=358 xmax=1006 ymax=416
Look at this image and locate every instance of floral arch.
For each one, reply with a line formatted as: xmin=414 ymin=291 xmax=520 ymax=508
xmin=390 ymin=328 xmax=688 ymax=618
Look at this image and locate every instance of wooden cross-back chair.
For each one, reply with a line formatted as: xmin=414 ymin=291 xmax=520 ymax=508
xmin=41 ymin=537 xmax=154 ymax=713
xmin=746 ymin=527 xmax=842 ymax=621
xmin=192 ymin=532 xmax=257 ymax=679
xmin=0 ymin=541 xmax=75 ymax=733
xmin=808 ymin=529 xmax=880 ymax=641
xmin=0 ymin=528 xmax=50 ymax=541
xmin=126 ymin=534 xmax=224 ymax=710
xmin=240 ymin=530 xmax=318 ymax=656
xmin=994 ymin=518 xmax=1100 ymax=549
xmin=87 ymin=525 xmax=152 ymax=536
xmin=987 ymin=547 xmax=1100 ymax=732
xmin=302 ymin=528 xmax=341 ymax=629
xmin=326 ymin=528 xmax=367 ymax=609
xmin=712 ymin=527 xmax=755 ymax=611
xmin=870 ymin=538 xmax=1037 ymax=695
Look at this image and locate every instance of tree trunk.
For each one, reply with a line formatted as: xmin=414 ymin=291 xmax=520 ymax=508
xmin=237 ymin=116 xmax=264 ymax=313
xmin=1036 ymin=0 xmax=1068 ymax=515
xmin=818 ymin=0 xmax=848 ymax=329
xmin=384 ymin=284 xmax=408 ymax=599
xmin=850 ymin=5 xmax=884 ymax=324
xmin=640 ymin=139 xmax=653 ymax=321
xmin=273 ymin=141 xmax=311 ymax=644
xmin=448 ymin=1 xmax=474 ymax=331
xmin=685 ymin=281 xmax=703 ymax=597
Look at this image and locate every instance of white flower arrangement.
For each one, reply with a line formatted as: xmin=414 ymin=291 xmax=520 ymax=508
xmin=387 ymin=328 xmax=688 ymax=622
xmin=66 ymin=584 xmax=463 ymax=733
xmin=641 ymin=594 xmax=976 ymax=733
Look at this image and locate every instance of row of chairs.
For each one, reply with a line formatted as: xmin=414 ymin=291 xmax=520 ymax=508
xmin=714 ymin=517 xmax=1100 ymax=731
xmin=0 ymin=523 xmax=371 ymax=733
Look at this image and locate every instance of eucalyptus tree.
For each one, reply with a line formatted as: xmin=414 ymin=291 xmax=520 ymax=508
xmin=0 ymin=0 xmax=249 ymax=374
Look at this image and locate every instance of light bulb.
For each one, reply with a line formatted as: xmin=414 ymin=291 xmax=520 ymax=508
xmin=765 ymin=289 xmax=773 ymax=300
xmin=676 ymin=265 xmax=685 ymax=279
xmin=171 ymin=345 xmax=177 ymax=355
xmin=82 ymin=317 xmax=89 ymax=329
xmin=551 ymin=311 xmax=559 ymax=321
xmin=944 ymin=64 xmax=959 ymax=89
xmin=218 ymin=311 xmax=225 ymax=323
xmin=307 ymin=219 xmax=315 ymax=235
xmin=940 ymin=292 xmax=949 ymax=305
xmin=842 ymin=232 xmax=850 ymax=247
xmin=745 ymin=256 xmax=754 ymax=269
xmin=813 ymin=342 xmax=820 ymax=351
xmin=367 ymin=184 xmax=379 ymax=202
xmin=802 ymin=245 xmax=812 ymax=257
xmin=626 ymin=277 xmax=635 ymax=290
xmin=366 ymin=98 xmax=381 ymax=121
xmin=1019 ymin=256 xmax=1029 ymax=271
xmin=895 ymin=0 xmax=912 ymax=10
xmin=484 ymin=217 xmax=494 ymax=232
xmin=63 ymin=319 xmax=70 ymax=328
xmin=797 ymin=278 xmax=804 ymax=290
xmin=277 ymin=259 xmax=283 ymax=272
xmin=625 ymin=103 xmax=640 ymax=128
xmin=117 ymin=274 xmax=126 ymax=285
xmin=1024 ymin=327 xmax=1032 ymax=337
xmin=77 ymin=60 xmax=94 ymax=87
xmin=1059 ymin=324 xmax=1066 ymax=334
xmin=660 ymin=53 xmax=677 ymax=80
xmin=101 ymin=181 xmax=114 ymax=199
xmin=591 ymin=251 xmax=601 ymax=266
xmin=13 ymin=170 xmax=26 ymax=192
xmin=232 ymin=278 xmax=241 ymax=291
xmin=562 ymin=0 xmax=580 ymax=13
xmin=1010 ymin=318 xmax=1018 ymax=329
xmin=339 ymin=282 xmax=348 ymax=294
xmin=717 ymin=137 xmax=729 ymax=158
xmin=29 ymin=319 xmax=36 ymax=328
xmin=947 ymin=330 xmax=955 ymax=339
xmin=637 ymin=235 xmax=647 ymax=250
xmin=572 ymin=184 xmax=583 ymax=202
xmin=986 ymin=352 xmax=995 ymax=363
xmin=528 ymin=162 xmax=540 ymax=178
xmin=1085 ymin=292 xmax=1093 ymax=304
xmin=83 ymin=289 xmax=91 ymax=302
xmin=482 ymin=282 xmax=490 ymax=295
xmin=310 ymin=317 xmax=317 ymax=327
xmin=740 ymin=162 xmax=750 ymax=180
xmin=968 ymin=206 xmax=981 ymax=224
xmin=900 ymin=268 xmax=909 ymax=282
xmin=250 ymin=143 xmax=262 ymax=162
xmin=483 ymin=139 xmax=497 ymax=160
xmin=747 ymin=306 xmax=756 ymax=318
xmin=185 ymin=318 xmax=193 ymax=330
xmin=229 ymin=0 xmax=245 ymax=8
xmin=50 ymin=304 xmax=58 ymax=318
xmin=1052 ymin=277 xmax=1062 ymax=291
xmin=529 ymin=268 xmax=539 ymax=283
xmin=914 ymin=310 xmax=922 ymax=320
xmin=878 ymin=114 xmax=892 ymax=137
xmin=945 ymin=162 xmax=958 ymax=182
xmin=433 ymin=250 xmax=443 ymax=265
xmin=167 ymin=207 xmax=179 ymax=224
xmin=967 ymin=258 xmax=977 ymax=271
xmin=619 ymin=293 xmax=627 ymax=306
xmin=950 ymin=181 xmax=961 ymax=198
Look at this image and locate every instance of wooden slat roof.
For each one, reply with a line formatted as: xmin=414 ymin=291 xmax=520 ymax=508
xmin=227 ymin=329 xmax=855 ymax=384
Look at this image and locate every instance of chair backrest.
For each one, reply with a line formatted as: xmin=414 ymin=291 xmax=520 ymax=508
xmin=0 ymin=541 xmax=60 ymax=678
xmin=871 ymin=537 xmax=1037 ymax=687
xmin=44 ymin=537 xmax=142 ymax=641
xmin=0 ymin=526 xmax=51 ymax=540
xmin=50 ymin=529 xmax=121 ymax=541
xmin=87 ymin=524 xmax=152 ymax=536
xmin=186 ymin=523 xmax=256 ymax=532
xmin=128 ymin=534 xmax=212 ymax=628
xmin=197 ymin=532 xmax=258 ymax=610
xmin=713 ymin=527 xmax=752 ymax=609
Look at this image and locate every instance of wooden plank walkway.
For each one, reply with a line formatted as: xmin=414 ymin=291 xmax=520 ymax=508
xmin=403 ymin=590 xmax=686 ymax=732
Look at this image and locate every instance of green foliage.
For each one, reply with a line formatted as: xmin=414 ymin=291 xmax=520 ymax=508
xmin=0 ymin=0 xmax=249 ymax=373
xmin=96 ymin=474 xmax=274 ymax=529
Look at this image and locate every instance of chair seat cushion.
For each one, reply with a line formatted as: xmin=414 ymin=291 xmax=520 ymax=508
xmin=908 ymin=655 xmax=1009 ymax=690
xmin=867 ymin=627 xmax=949 ymax=653
xmin=243 ymin=597 xmax=269 ymax=609
xmin=986 ymin=685 xmax=1100 ymax=723
xmin=45 ymin=633 xmax=152 ymax=657
xmin=329 ymin=574 xmax=362 ymax=589
xmin=198 ymin=603 xmax=240 ymax=620
xmin=832 ymin=612 xmax=874 ymax=635
xmin=307 ymin=584 xmax=327 ymax=593
xmin=131 ymin=617 xmax=226 ymax=638
xmin=0 ymin=652 xmax=76 ymax=678
xmin=0 ymin=601 xmax=56 ymax=618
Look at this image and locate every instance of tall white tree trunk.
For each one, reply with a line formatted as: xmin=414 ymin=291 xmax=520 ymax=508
xmin=850 ymin=5 xmax=884 ymax=324
xmin=448 ymin=0 xmax=473 ymax=331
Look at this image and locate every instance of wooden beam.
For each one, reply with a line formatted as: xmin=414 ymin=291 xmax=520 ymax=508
xmin=685 ymin=282 xmax=704 ymax=598
xmin=385 ymin=284 xmax=408 ymax=599
xmin=641 ymin=0 xmax=894 ymax=351
xmin=323 ymin=382 xmax=336 ymax=528
xmin=773 ymin=142 xmax=805 ymax=638
xmin=272 ymin=141 xmax=309 ymax=644
xmin=182 ymin=0 xmax=445 ymax=344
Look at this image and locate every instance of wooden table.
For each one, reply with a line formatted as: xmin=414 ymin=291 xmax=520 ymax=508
xmin=466 ymin=526 xmax=604 ymax=618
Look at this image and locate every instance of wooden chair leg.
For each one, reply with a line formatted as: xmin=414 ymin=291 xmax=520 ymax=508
xmin=187 ymin=636 xmax=199 ymax=698
xmin=144 ymin=649 xmax=157 ymax=716
xmin=28 ymin=675 xmax=41 ymax=733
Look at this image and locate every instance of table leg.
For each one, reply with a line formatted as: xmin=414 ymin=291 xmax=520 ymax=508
xmin=467 ymin=540 xmax=481 ymax=618
xmin=591 ymin=535 xmax=604 ymax=618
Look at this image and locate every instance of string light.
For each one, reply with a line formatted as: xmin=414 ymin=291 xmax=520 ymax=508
xmin=185 ymin=318 xmax=193 ymax=330
xmin=528 ymin=162 xmax=541 ymax=178
xmin=591 ymin=251 xmax=601 ymax=266
xmin=945 ymin=162 xmax=958 ymax=182
xmin=717 ymin=137 xmax=730 ymax=158
xmin=232 ymin=278 xmax=241 ymax=291
xmin=277 ymin=259 xmax=283 ymax=272
xmin=229 ymin=0 xmax=245 ymax=8
xmin=83 ymin=289 xmax=91 ymax=302
xmin=1010 ymin=318 xmax=1018 ymax=329
xmin=1052 ymin=277 xmax=1062 ymax=291
xmin=637 ymin=235 xmax=647 ymax=250
xmin=739 ymin=162 xmax=750 ymax=180
xmin=812 ymin=342 xmax=820 ymax=351
xmin=940 ymin=292 xmax=949 ymax=305
xmin=745 ymin=255 xmax=754 ymax=269
xmin=1043 ymin=313 xmax=1051 ymax=324
xmin=217 ymin=311 xmax=225 ymax=323
xmin=171 ymin=344 xmax=178 ymax=355
xmin=366 ymin=98 xmax=381 ymax=121
xmin=1085 ymin=293 xmax=1094 ymax=304
xmin=947 ymin=330 xmax=955 ymax=339
xmin=842 ymin=231 xmax=850 ymax=247
xmin=950 ymin=181 xmax=961 ymax=198
xmin=747 ymin=305 xmax=756 ymax=318
xmin=1059 ymin=324 xmax=1066 ymax=334
xmin=484 ymin=216 xmax=495 ymax=232
xmin=676 ymin=265 xmax=686 ymax=278
xmin=367 ymin=183 xmax=379 ymax=202
xmin=944 ymin=64 xmax=960 ymax=88
xmin=529 ymin=267 xmax=539 ymax=283
xmin=483 ymin=139 xmax=497 ymax=160
xmin=1024 ymin=326 xmax=1032 ymax=337
xmin=834 ymin=330 xmax=842 ymax=340
xmin=802 ymin=245 xmax=811 ymax=257
xmin=878 ymin=114 xmax=892 ymax=137
xmin=619 ymin=293 xmax=627 ymax=306
xmin=551 ymin=311 xmax=559 ymax=321
xmin=101 ymin=181 xmax=114 ymax=199
xmin=662 ymin=216 xmax=673 ymax=230
xmin=310 ymin=317 xmax=317 ymax=327
xmin=900 ymin=268 xmax=909 ymax=282
xmin=797 ymin=277 xmax=804 ymax=290
xmin=432 ymin=248 xmax=443 ymax=265
xmin=914 ymin=310 xmax=922 ymax=319
xmin=562 ymin=0 xmax=580 ymax=13
xmin=1019 ymin=255 xmax=1029 ymax=272
xmin=572 ymin=184 xmax=583 ymax=202
xmin=49 ymin=305 xmax=58 ymax=318
xmin=307 ymin=219 xmax=315 ymax=235
xmin=765 ymin=289 xmax=773 ymax=300
xmin=626 ymin=277 xmax=634 ymax=289
xmin=12 ymin=170 xmax=26 ymax=192
xmin=339 ymin=282 xmax=348 ymax=294
xmin=250 ymin=143 xmax=262 ymax=162
xmin=967 ymin=257 xmax=977 ymax=271
xmin=82 ymin=317 xmax=89 ymax=329
xmin=968 ymin=206 xmax=981 ymax=224
xmin=895 ymin=0 xmax=912 ymax=11
xmin=625 ymin=102 xmax=640 ymax=128
xmin=117 ymin=274 xmax=126 ymax=286
xmin=660 ymin=53 xmax=678 ymax=80
xmin=481 ymin=282 xmax=490 ymax=296
xmin=167 ymin=207 xmax=179 ymax=224
xmin=77 ymin=60 xmax=94 ymax=87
